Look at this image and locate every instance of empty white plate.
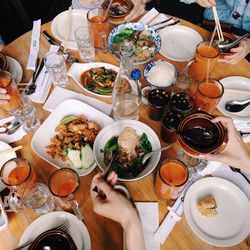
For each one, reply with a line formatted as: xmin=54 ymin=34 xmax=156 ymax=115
xmin=184 ymin=177 xmax=250 ymax=247
xmin=159 ymin=25 xmax=203 ymax=61
xmin=6 ymin=56 xmax=23 ymax=83
xmin=51 ymin=9 xmax=88 ymax=50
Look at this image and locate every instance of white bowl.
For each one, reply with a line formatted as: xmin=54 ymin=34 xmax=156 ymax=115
xmin=93 ymin=120 xmax=161 ymax=181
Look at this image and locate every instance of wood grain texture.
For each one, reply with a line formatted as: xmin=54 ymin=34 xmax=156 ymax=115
xmin=0 ymin=18 xmax=249 ymax=250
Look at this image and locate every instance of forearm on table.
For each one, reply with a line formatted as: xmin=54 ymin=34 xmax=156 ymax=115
xmin=123 ymin=213 xmax=145 ymax=250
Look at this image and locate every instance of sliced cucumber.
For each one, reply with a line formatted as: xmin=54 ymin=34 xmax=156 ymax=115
xmin=60 ymin=115 xmax=77 ymax=125
xmin=68 ymin=149 xmax=82 ymax=169
xmin=81 ymin=144 xmax=94 ymax=169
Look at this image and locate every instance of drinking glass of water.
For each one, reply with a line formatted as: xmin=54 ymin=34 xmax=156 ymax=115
xmin=22 ymin=183 xmax=55 ymax=216
xmin=44 ymin=51 xmax=68 ymax=87
xmin=74 ymin=25 xmax=95 ymax=63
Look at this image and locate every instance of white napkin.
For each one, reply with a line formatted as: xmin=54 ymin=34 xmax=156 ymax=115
xmin=233 ymin=119 xmax=250 ymax=143
xmin=139 ymin=8 xmax=173 ymax=29
xmin=25 ymin=45 xmax=60 ymax=103
xmin=153 ymin=160 xmax=250 ymax=244
xmin=0 ymin=116 xmax=26 ymax=143
xmin=135 ymin=202 xmax=160 ymax=250
xmin=43 ymin=87 xmax=112 ymax=116
xmin=26 ymin=20 xmax=41 ymax=70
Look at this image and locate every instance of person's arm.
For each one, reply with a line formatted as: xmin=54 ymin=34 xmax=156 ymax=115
xmin=125 ymin=0 xmax=150 ymax=22
xmin=90 ymin=172 xmax=145 ymax=250
xmin=0 ymin=88 xmax=9 ymax=105
xmin=219 ymin=39 xmax=250 ymax=64
xmin=199 ymin=116 xmax=250 ymax=173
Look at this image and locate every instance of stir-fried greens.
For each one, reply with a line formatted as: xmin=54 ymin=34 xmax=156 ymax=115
xmin=102 ymin=130 xmax=152 ymax=178
xmin=111 ymin=28 xmax=157 ymax=62
xmin=80 ymin=67 xmax=117 ymax=95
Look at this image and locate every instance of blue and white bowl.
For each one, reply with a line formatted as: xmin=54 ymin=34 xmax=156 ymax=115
xmin=108 ymin=22 xmax=161 ymax=65
xmin=144 ymin=60 xmax=177 ymax=88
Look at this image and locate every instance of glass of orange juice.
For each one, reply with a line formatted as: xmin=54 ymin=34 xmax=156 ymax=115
xmin=87 ymin=8 xmax=109 ymax=50
xmin=0 ymin=157 xmax=41 ymax=212
xmin=193 ymin=78 xmax=224 ymax=113
xmin=48 ymin=168 xmax=83 ymax=220
xmin=154 ymin=158 xmax=189 ymax=200
xmin=189 ymin=41 xmax=220 ymax=82
xmin=0 ymin=71 xmax=22 ymax=113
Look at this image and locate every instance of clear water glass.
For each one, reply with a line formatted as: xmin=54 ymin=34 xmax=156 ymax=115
xmin=74 ymin=25 xmax=95 ymax=62
xmin=22 ymin=183 xmax=55 ymax=215
xmin=44 ymin=51 xmax=68 ymax=87
xmin=15 ymin=97 xmax=40 ymax=132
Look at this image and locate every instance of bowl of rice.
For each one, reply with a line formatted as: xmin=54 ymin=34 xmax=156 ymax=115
xmin=144 ymin=60 xmax=177 ymax=88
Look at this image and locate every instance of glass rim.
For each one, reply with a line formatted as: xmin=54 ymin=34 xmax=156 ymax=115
xmin=87 ymin=7 xmax=109 ymax=23
xmin=148 ymin=89 xmax=169 ymax=108
xmin=170 ymin=93 xmax=195 ymax=112
xmin=48 ymin=168 xmax=80 ymax=198
xmin=44 ymin=51 xmax=66 ymax=68
xmin=158 ymin=158 xmax=189 ymax=187
xmin=196 ymin=41 xmax=220 ymax=59
xmin=0 ymin=157 xmax=32 ymax=187
xmin=74 ymin=25 xmax=92 ymax=39
xmin=197 ymin=78 xmax=224 ymax=99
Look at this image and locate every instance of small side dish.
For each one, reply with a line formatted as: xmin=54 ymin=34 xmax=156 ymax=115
xmin=102 ymin=127 xmax=152 ymax=178
xmin=80 ymin=67 xmax=117 ymax=96
xmin=197 ymin=195 xmax=217 ymax=217
xmin=46 ymin=115 xmax=100 ymax=169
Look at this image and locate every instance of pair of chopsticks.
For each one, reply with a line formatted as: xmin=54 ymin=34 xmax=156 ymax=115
xmin=212 ymin=6 xmax=224 ymax=42
xmin=0 ymin=145 xmax=23 ymax=158
xmin=64 ymin=6 xmax=73 ymax=53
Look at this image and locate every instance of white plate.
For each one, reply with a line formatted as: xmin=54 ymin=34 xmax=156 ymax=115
xmin=51 ymin=9 xmax=88 ymax=50
xmin=184 ymin=177 xmax=250 ymax=247
xmin=217 ymin=76 xmax=250 ymax=121
xmin=6 ymin=56 xmax=23 ymax=83
xmin=31 ymin=99 xmax=113 ymax=176
xmin=159 ymin=25 xmax=203 ymax=61
xmin=67 ymin=62 xmax=119 ymax=98
xmin=19 ymin=211 xmax=91 ymax=250
xmin=93 ymin=120 xmax=161 ymax=181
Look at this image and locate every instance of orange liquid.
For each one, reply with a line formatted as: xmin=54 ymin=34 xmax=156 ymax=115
xmin=190 ymin=45 xmax=219 ymax=82
xmin=7 ymin=165 xmax=30 ymax=186
xmin=194 ymin=82 xmax=222 ymax=113
xmin=57 ymin=180 xmax=78 ymax=196
xmin=155 ymin=160 xmax=188 ymax=200
xmin=89 ymin=15 xmax=109 ymax=48
xmin=0 ymin=78 xmax=22 ymax=111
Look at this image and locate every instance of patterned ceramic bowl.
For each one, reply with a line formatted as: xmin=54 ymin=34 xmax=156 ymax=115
xmin=108 ymin=22 xmax=161 ymax=65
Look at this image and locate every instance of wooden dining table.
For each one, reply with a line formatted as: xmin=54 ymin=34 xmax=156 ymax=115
xmin=0 ymin=16 xmax=250 ymax=250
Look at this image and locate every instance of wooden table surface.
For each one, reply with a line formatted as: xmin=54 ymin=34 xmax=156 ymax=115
xmin=0 ymin=18 xmax=250 ymax=250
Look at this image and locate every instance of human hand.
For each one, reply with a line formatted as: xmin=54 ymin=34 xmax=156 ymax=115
xmin=199 ymin=116 xmax=250 ymax=173
xmin=90 ymin=172 xmax=138 ymax=228
xmin=0 ymin=88 xmax=9 ymax=105
xmin=195 ymin=0 xmax=216 ymax=8
xmin=125 ymin=0 xmax=147 ymax=22
xmin=219 ymin=39 xmax=250 ymax=64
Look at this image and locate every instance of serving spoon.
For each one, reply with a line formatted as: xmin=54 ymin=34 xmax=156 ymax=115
xmin=225 ymin=98 xmax=250 ymax=112
xmin=218 ymin=33 xmax=249 ymax=52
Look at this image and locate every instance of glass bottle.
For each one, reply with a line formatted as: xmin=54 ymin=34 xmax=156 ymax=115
xmin=112 ymin=42 xmax=142 ymax=120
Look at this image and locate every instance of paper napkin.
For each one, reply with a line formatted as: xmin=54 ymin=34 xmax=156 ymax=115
xmin=0 ymin=116 xmax=26 ymax=143
xmin=233 ymin=119 xmax=250 ymax=143
xmin=135 ymin=202 xmax=160 ymax=250
xmin=43 ymin=87 xmax=112 ymax=116
xmin=139 ymin=8 xmax=173 ymax=29
xmin=153 ymin=160 xmax=250 ymax=244
xmin=25 ymin=45 xmax=60 ymax=103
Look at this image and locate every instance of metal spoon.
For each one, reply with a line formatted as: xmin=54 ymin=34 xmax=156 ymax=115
xmin=225 ymin=98 xmax=250 ymax=113
xmin=142 ymin=144 xmax=172 ymax=165
xmin=219 ymin=33 xmax=249 ymax=52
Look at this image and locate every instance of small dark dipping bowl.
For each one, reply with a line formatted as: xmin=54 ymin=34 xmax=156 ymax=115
xmin=178 ymin=112 xmax=226 ymax=156
xmin=148 ymin=89 xmax=169 ymax=121
xmin=29 ymin=229 xmax=77 ymax=250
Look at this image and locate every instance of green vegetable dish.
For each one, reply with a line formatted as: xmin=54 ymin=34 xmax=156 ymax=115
xmin=102 ymin=127 xmax=152 ymax=178
xmin=111 ymin=28 xmax=157 ymax=63
xmin=80 ymin=67 xmax=117 ymax=95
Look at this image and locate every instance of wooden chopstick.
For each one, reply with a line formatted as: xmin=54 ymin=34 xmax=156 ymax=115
xmin=0 ymin=145 xmax=23 ymax=158
xmin=64 ymin=6 xmax=72 ymax=53
xmin=212 ymin=6 xmax=224 ymax=42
